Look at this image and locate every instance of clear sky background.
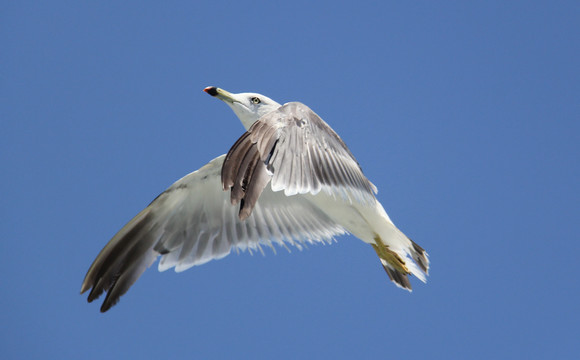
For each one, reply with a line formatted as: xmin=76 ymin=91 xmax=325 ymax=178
xmin=1 ymin=1 xmax=578 ymax=359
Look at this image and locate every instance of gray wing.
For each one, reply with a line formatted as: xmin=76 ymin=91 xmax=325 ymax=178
xmin=81 ymin=154 xmax=345 ymax=312
xmin=222 ymin=102 xmax=377 ymax=220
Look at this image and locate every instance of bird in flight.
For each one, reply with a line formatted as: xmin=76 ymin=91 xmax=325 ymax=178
xmin=81 ymin=86 xmax=429 ymax=312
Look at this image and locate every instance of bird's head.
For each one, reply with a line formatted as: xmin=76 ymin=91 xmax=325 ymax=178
xmin=204 ymin=86 xmax=281 ymax=130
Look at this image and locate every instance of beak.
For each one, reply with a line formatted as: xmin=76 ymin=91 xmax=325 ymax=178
xmin=204 ymin=86 xmax=237 ymax=103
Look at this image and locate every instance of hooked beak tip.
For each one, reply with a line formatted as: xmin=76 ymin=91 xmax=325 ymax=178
xmin=204 ymin=86 xmax=218 ymax=96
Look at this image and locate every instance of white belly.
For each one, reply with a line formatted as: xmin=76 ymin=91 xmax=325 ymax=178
xmin=304 ymin=191 xmax=411 ymax=252
xmin=303 ymin=192 xmax=379 ymax=244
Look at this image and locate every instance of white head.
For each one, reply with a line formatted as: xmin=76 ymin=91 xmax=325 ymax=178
xmin=204 ymin=86 xmax=282 ymax=130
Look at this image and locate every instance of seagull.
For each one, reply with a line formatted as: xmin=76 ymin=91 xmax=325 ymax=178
xmin=81 ymin=86 xmax=429 ymax=312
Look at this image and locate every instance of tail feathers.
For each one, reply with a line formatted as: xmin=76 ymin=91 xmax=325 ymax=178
xmin=381 ymin=260 xmax=412 ymax=291
xmin=409 ymin=238 xmax=429 ymax=275
xmin=81 ymin=208 xmax=160 ymax=312
xmin=373 ymin=235 xmax=429 ymax=291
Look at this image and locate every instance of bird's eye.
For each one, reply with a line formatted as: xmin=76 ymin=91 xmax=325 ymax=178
xmin=251 ymin=97 xmax=261 ymax=104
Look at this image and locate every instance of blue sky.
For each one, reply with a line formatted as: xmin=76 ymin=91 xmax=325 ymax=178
xmin=1 ymin=1 xmax=578 ymax=359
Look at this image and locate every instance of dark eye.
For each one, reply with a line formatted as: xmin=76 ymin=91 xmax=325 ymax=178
xmin=251 ymin=97 xmax=261 ymax=104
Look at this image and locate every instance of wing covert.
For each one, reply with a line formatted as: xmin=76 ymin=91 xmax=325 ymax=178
xmin=222 ymin=102 xmax=377 ymax=220
xmin=81 ymin=154 xmax=345 ymax=311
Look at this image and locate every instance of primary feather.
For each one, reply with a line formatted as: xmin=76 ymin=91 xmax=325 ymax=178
xmin=81 ymin=87 xmax=429 ymax=312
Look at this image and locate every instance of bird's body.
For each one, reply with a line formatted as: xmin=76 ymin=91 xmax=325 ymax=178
xmin=81 ymin=87 xmax=429 ymax=312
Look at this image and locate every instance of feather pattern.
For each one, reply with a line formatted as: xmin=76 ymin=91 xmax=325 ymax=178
xmin=82 ymin=89 xmax=429 ymax=313
xmin=222 ymin=102 xmax=378 ymax=220
xmin=81 ymin=155 xmax=345 ymax=312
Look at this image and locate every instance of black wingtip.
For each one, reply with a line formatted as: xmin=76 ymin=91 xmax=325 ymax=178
xmin=100 ymin=300 xmax=115 ymax=313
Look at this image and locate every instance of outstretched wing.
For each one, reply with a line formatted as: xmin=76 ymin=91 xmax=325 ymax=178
xmin=222 ymin=102 xmax=377 ymax=220
xmin=81 ymin=154 xmax=345 ymax=312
